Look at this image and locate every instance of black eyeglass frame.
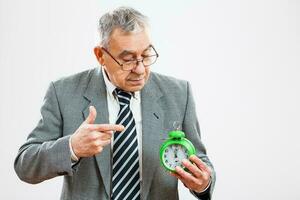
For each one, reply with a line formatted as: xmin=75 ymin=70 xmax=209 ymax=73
xmin=101 ymin=45 xmax=159 ymax=71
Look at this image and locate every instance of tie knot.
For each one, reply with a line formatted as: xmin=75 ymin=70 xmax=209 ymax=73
xmin=115 ymin=88 xmax=132 ymax=105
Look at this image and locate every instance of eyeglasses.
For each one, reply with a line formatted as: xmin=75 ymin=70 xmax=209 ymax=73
xmin=101 ymin=45 xmax=159 ymax=71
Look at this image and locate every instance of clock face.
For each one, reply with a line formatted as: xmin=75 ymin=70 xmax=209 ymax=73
xmin=162 ymin=144 xmax=189 ymax=170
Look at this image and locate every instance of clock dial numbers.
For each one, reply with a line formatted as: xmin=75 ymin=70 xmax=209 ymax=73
xmin=163 ymin=144 xmax=190 ymax=170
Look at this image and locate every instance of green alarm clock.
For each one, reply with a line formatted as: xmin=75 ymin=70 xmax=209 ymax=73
xmin=160 ymin=130 xmax=196 ymax=172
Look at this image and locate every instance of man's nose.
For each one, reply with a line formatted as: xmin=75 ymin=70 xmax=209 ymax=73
xmin=132 ymin=59 xmax=145 ymax=74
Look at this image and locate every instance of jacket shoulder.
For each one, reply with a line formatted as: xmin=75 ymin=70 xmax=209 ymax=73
xmin=51 ymin=67 xmax=98 ymax=92
xmin=150 ymin=72 xmax=189 ymax=94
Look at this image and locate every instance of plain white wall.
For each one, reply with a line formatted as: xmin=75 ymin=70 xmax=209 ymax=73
xmin=1 ymin=0 xmax=299 ymax=199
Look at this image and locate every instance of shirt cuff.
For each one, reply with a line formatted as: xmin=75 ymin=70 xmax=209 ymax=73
xmin=192 ymin=177 xmax=211 ymax=195
xmin=69 ymin=135 xmax=79 ymax=162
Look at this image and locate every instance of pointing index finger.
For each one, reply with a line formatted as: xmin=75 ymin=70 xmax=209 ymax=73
xmin=89 ymin=124 xmax=124 ymax=132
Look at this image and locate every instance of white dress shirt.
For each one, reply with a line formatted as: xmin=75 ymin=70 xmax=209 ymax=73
xmin=102 ymin=67 xmax=143 ymax=181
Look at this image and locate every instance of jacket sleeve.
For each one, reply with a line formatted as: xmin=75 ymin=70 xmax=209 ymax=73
xmin=182 ymin=81 xmax=216 ymax=200
xmin=14 ymin=82 xmax=74 ymax=184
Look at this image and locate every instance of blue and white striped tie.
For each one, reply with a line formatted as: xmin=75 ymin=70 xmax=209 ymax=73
xmin=111 ymin=88 xmax=141 ymax=200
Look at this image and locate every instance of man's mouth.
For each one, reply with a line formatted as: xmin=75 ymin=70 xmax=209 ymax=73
xmin=128 ymin=77 xmax=144 ymax=85
xmin=129 ymin=78 xmax=143 ymax=81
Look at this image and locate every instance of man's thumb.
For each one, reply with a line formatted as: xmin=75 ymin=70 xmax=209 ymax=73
xmin=85 ymin=106 xmax=97 ymax=124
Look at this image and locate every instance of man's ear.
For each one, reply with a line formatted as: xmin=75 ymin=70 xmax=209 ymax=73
xmin=94 ymin=46 xmax=105 ymax=65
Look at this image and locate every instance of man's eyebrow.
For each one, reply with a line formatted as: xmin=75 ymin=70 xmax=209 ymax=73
xmin=117 ymin=45 xmax=152 ymax=58
xmin=118 ymin=50 xmax=135 ymax=58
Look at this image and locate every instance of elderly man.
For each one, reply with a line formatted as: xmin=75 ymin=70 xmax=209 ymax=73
xmin=14 ymin=7 xmax=215 ymax=200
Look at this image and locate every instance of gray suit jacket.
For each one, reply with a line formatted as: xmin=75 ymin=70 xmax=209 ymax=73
xmin=14 ymin=67 xmax=215 ymax=200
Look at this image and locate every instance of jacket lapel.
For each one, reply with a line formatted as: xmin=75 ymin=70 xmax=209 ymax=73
xmin=141 ymin=73 xmax=163 ymax=199
xmin=82 ymin=67 xmax=111 ymax=197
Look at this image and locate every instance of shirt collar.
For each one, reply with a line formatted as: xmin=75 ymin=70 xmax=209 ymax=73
xmin=102 ymin=67 xmax=116 ymax=98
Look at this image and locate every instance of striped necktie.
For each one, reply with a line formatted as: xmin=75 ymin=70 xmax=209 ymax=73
xmin=111 ymin=88 xmax=141 ymax=200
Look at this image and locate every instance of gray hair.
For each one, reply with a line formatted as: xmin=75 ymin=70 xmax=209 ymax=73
xmin=98 ymin=7 xmax=149 ymax=47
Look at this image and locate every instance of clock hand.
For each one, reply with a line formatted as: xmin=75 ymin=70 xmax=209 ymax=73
xmin=174 ymin=149 xmax=179 ymax=165
xmin=174 ymin=148 xmax=178 ymax=159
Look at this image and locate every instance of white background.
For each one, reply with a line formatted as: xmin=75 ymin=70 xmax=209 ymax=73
xmin=1 ymin=0 xmax=300 ymax=199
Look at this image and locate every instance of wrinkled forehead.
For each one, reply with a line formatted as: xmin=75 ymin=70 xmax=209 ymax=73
xmin=107 ymin=27 xmax=152 ymax=54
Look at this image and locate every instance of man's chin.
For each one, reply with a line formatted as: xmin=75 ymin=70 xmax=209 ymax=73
xmin=124 ymin=84 xmax=145 ymax=92
xmin=129 ymin=85 xmax=144 ymax=92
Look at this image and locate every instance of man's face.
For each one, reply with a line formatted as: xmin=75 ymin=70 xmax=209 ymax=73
xmin=95 ymin=28 xmax=152 ymax=92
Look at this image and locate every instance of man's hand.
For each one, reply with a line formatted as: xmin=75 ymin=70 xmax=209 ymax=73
xmin=70 ymin=106 xmax=124 ymax=158
xmin=170 ymin=155 xmax=212 ymax=193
